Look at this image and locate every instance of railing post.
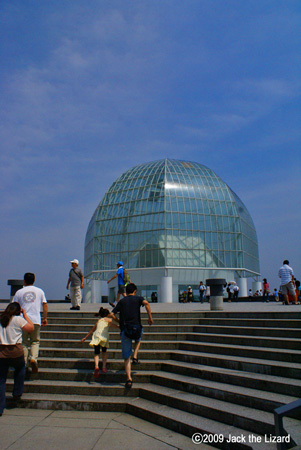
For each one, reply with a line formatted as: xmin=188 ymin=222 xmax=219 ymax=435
xmin=206 ymin=279 xmax=226 ymax=311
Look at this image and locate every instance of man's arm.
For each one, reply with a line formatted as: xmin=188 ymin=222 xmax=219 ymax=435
xmin=81 ymin=275 xmax=84 ymax=290
xmin=107 ymin=274 xmax=117 ymax=284
xmin=42 ymin=303 xmax=48 ymax=326
xmin=67 ymin=276 xmax=71 ymax=289
xmin=108 ymin=312 xmax=119 ymax=324
xmin=142 ymin=300 xmax=153 ymax=325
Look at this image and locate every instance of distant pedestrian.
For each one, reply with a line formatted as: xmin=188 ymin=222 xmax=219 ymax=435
xmin=13 ymin=273 xmax=48 ymax=374
xmin=151 ymin=292 xmax=158 ymax=303
xmin=67 ymin=259 xmax=84 ymax=310
xmin=273 ymin=288 xmax=279 ymax=301
xmin=187 ymin=286 xmax=193 ymax=302
xmin=199 ymin=282 xmax=206 ymax=303
xmin=110 ymin=283 xmax=153 ymax=388
xmin=108 ymin=261 xmax=131 ymax=308
xmin=296 ymin=281 xmax=301 ymax=302
xmin=205 ymin=286 xmax=210 ymax=302
xmin=278 ymin=260 xmax=298 ymax=305
xmin=248 ymin=289 xmax=253 ymax=297
xmin=233 ymin=285 xmax=239 ymax=300
xmin=80 ymin=307 xmax=119 ymax=377
xmin=0 ymin=303 xmax=34 ymax=415
xmin=262 ymin=278 xmax=270 ymax=302
xmin=226 ymin=283 xmax=232 ymax=302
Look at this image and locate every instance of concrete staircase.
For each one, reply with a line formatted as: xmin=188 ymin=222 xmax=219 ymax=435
xmin=7 ymin=310 xmax=301 ymax=450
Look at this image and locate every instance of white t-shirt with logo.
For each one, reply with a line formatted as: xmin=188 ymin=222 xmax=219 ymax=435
xmin=0 ymin=315 xmax=27 ymax=345
xmin=13 ymin=285 xmax=47 ymax=325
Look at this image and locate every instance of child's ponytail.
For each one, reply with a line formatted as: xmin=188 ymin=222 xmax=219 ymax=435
xmin=94 ymin=307 xmax=110 ymax=318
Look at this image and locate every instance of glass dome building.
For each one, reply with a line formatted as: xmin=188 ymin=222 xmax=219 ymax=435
xmin=84 ymin=159 xmax=260 ymax=303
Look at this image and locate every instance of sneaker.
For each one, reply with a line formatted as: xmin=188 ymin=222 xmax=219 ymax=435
xmin=75 ymin=306 xmax=80 ymax=310
xmin=30 ymin=359 xmax=38 ymax=374
xmin=70 ymin=307 xmax=76 ymax=310
xmin=101 ymin=368 xmax=107 ymax=374
xmin=94 ymin=368 xmax=100 ymax=378
xmin=109 ymin=302 xmax=115 ymax=308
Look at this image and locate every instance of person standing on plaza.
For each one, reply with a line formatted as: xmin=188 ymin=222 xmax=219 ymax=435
xmin=278 ymin=260 xmax=298 ymax=305
xmin=187 ymin=286 xmax=193 ymax=302
xmin=110 ymin=283 xmax=153 ymax=388
xmin=13 ymin=273 xmax=47 ymax=374
xmin=0 ymin=303 xmax=34 ymax=415
xmin=67 ymin=259 xmax=84 ymax=310
xmin=262 ymin=278 xmax=270 ymax=302
xmin=233 ymin=284 xmax=239 ymax=301
xmin=107 ymin=261 xmax=130 ymax=308
xmin=199 ymin=281 xmax=206 ymax=303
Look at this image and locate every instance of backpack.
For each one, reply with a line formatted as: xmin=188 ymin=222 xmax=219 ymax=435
xmin=124 ymin=323 xmax=142 ymax=340
xmin=123 ymin=268 xmax=130 ymax=286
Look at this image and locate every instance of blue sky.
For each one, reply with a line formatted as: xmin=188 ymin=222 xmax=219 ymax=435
xmin=1 ymin=1 xmax=300 ymax=299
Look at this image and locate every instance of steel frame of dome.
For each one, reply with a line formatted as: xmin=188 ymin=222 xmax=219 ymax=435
xmin=84 ymin=159 xmax=260 ymax=302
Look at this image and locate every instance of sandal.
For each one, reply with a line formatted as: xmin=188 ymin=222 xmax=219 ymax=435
xmin=125 ymin=380 xmax=133 ymax=389
xmin=132 ymin=358 xmax=139 ymax=364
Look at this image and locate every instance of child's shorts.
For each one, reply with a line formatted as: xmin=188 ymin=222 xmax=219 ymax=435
xmin=94 ymin=345 xmax=107 ymax=355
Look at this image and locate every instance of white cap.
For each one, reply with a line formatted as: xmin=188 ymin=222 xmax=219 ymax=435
xmin=70 ymin=259 xmax=79 ymax=265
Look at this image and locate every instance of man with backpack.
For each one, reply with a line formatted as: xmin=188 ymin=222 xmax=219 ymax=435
xmin=107 ymin=261 xmax=130 ymax=308
xmin=110 ymin=283 xmax=153 ymax=388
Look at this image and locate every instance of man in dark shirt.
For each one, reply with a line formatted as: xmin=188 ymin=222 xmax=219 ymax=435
xmin=110 ymin=283 xmax=153 ymax=388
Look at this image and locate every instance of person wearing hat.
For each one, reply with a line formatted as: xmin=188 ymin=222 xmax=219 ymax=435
xmin=107 ymin=261 xmax=130 ymax=308
xmin=67 ymin=259 xmax=84 ymax=310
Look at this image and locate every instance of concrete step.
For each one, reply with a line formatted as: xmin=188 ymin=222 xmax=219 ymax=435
xmin=35 ymin=357 xmax=162 ymax=371
xmin=14 ymin=392 xmax=130 ymax=412
xmin=46 ymin=311 xmax=301 ymax=319
xmin=37 ymin=340 xmax=300 ymax=363
xmin=126 ymin=397 xmax=277 ymax=450
xmin=38 ymin=348 xmax=174 ymax=359
xmin=193 ymin=325 xmax=301 ymax=339
xmin=172 ymin=350 xmax=301 ymax=379
xmin=40 ymin=326 xmax=196 ymax=338
xmin=179 ymin=341 xmax=301 ymax=363
xmin=7 ymin=379 xmax=140 ymax=397
xmin=194 ymin=318 xmax=301 ymax=328
xmin=9 ymin=309 xmax=301 ymax=446
xmin=150 ymin=371 xmax=298 ymax=413
xmin=6 ymin=381 xmax=297 ymax=448
xmin=39 ymin=332 xmax=300 ymax=350
xmin=9 ymin=367 xmax=298 ymax=414
xmin=8 ymin=392 xmax=269 ymax=449
xmin=161 ymin=360 xmax=301 ymax=397
xmin=136 ymin=383 xmax=299 ymax=437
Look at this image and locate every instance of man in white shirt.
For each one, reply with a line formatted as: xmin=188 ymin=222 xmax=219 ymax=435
xmin=13 ymin=273 xmax=48 ymax=373
xmin=278 ymin=260 xmax=297 ymax=305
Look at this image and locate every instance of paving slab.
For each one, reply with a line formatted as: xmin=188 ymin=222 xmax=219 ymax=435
xmin=0 ymin=408 xmax=208 ymax=450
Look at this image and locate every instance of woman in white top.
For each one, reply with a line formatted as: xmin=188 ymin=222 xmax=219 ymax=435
xmin=0 ymin=302 xmax=33 ymax=416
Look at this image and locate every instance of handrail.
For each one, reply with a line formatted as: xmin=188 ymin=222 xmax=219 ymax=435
xmin=274 ymin=398 xmax=301 ymax=450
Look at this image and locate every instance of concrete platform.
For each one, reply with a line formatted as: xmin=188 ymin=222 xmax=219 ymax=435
xmin=0 ymin=408 xmax=212 ymax=450
xmin=1 ymin=298 xmax=301 ymax=313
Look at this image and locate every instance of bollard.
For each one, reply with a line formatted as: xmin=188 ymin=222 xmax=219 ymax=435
xmin=206 ymin=279 xmax=226 ymax=311
xmin=7 ymin=280 xmax=24 ymax=301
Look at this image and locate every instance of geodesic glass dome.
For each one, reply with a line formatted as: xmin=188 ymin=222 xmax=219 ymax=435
xmin=84 ymin=159 xmax=259 ymax=278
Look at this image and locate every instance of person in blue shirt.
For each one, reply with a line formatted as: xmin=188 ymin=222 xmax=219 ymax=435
xmin=107 ymin=261 xmax=130 ymax=307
